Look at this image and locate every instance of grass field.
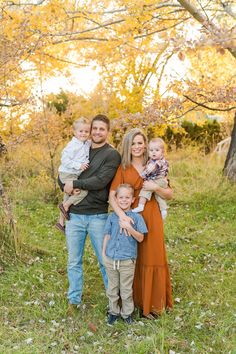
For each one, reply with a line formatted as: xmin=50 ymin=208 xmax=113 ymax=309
xmin=0 ymin=151 xmax=236 ymax=353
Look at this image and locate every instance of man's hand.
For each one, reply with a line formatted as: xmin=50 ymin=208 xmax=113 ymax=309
xmin=64 ymin=181 xmax=73 ymax=194
xmin=73 ymin=188 xmax=81 ymax=195
xmin=80 ymin=163 xmax=89 ymax=171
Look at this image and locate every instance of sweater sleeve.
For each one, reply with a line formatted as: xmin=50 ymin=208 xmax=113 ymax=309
xmin=73 ymin=149 xmax=121 ymax=190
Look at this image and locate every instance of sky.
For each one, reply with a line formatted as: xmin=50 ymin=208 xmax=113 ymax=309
xmin=42 ymin=66 xmax=100 ymax=96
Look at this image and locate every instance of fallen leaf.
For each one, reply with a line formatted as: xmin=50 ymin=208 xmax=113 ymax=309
xmin=88 ymin=322 xmax=97 ymax=332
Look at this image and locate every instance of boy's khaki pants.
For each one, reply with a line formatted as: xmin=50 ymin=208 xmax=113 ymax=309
xmin=103 ymin=255 xmax=136 ymax=318
xmin=59 ymin=172 xmax=88 ymax=206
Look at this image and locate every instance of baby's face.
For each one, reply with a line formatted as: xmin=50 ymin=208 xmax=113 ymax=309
xmin=148 ymin=142 xmax=164 ymax=160
xmin=74 ymin=123 xmax=90 ymax=142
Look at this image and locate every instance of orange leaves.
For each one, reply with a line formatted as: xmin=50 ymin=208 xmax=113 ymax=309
xmin=178 ymin=52 xmax=185 ymax=61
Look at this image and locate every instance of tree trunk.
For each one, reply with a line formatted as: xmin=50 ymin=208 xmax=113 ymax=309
xmin=223 ymin=113 xmax=236 ymax=181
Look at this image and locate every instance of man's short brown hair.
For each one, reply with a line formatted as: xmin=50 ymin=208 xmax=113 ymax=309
xmin=91 ymin=114 xmax=110 ymax=130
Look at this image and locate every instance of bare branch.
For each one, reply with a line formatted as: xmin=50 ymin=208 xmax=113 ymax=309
xmin=176 ymin=104 xmax=199 ymax=118
xmin=177 ymin=0 xmax=236 ymax=59
xmin=5 ymin=0 xmax=46 ymax=6
xmin=67 ymin=3 xmax=181 ymax=15
xmin=0 ymin=99 xmax=21 ymax=107
xmin=41 ymin=53 xmax=88 ymax=67
xmin=53 ymin=36 xmax=110 ymax=45
xmin=49 ymin=19 xmax=124 ymax=38
xmin=135 ymin=18 xmax=191 ymax=39
xmin=220 ymin=1 xmax=236 ymax=19
xmin=183 ymin=94 xmax=236 ymax=111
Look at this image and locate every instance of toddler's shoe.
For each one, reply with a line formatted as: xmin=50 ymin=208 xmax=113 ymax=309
xmin=55 ymin=223 xmax=65 ymax=234
xmin=132 ymin=205 xmax=144 ymax=213
xmin=59 ymin=203 xmax=70 ymax=220
xmin=123 ymin=315 xmax=133 ymax=325
xmin=161 ymin=209 xmax=167 ymax=220
xmin=107 ymin=313 xmax=119 ymax=325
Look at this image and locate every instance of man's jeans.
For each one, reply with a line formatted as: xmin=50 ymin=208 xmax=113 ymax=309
xmin=65 ymin=213 xmax=108 ymax=304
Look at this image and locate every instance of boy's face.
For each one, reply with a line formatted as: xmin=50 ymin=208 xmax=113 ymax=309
xmin=148 ymin=142 xmax=163 ymax=160
xmin=74 ymin=123 xmax=90 ymax=142
xmin=116 ymin=188 xmax=134 ymax=211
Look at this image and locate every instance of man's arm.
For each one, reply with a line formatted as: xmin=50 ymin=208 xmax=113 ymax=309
xmin=73 ymin=150 xmax=121 ymax=190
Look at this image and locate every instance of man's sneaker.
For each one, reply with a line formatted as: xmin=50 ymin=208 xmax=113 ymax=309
xmin=123 ymin=315 xmax=133 ymax=325
xmin=107 ymin=313 xmax=119 ymax=325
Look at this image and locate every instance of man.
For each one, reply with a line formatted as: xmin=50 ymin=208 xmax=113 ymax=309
xmin=58 ymin=114 xmax=121 ymax=308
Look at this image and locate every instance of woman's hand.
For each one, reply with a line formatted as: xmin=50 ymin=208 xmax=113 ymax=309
xmin=143 ymin=180 xmax=173 ymax=200
xmin=143 ymin=180 xmax=160 ymax=192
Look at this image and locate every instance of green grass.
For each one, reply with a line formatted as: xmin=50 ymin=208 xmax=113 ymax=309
xmin=0 ymin=152 xmax=236 ymax=353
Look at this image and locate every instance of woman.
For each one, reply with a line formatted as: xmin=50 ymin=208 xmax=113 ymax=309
xmin=109 ymin=128 xmax=173 ymax=318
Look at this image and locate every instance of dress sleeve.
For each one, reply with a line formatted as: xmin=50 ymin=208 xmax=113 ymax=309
xmin=110 ymin=165 xmax=123 ymax=191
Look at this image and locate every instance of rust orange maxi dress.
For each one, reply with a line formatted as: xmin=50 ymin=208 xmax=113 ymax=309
xmin=110 ymin=165 xmax=173 ymax=316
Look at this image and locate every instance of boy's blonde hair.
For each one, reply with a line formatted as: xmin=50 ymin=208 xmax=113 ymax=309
xmin=115 ymin=183 xmax=134 ymax=197
xmin=149 ymin=137 xmax=165 ymax=151
xmin=73 ymin=117 xmax=91 ymax=131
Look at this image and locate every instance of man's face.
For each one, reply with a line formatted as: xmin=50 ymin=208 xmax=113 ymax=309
xmin=91 ymin=120 xmax=109 ymax=144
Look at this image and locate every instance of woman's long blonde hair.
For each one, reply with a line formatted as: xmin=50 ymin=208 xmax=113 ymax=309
xmin=120 ymin=128 xmax=148 ymax=169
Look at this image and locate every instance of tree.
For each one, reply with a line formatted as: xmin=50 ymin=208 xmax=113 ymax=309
xmin=175 ymin=0 xmax=236 ymax=178
xmin=224 ymin=113 xmax=236 ymax=181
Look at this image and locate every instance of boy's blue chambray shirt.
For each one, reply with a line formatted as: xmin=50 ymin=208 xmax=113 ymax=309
xmin=104 ymin=211 xmax=148 ymax=260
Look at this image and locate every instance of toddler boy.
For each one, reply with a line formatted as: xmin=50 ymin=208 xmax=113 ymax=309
xmin=56 ymin=118 xmax=91 ymax=233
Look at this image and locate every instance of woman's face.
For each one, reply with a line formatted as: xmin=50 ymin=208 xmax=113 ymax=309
xmin=131 ymin=134 xmax=146 ymax=158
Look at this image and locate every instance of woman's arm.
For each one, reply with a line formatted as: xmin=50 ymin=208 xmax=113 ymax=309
xmin=142 ymin=180 xmax=173 ymax=200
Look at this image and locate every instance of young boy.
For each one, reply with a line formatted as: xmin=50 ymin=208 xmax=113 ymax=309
xmin=55 ymin=118 xmax=91 ymax=233
xmin=132 ymin=137 xmax=169 ymax=219
xmin=103 ymin=184 xmax=148 ymax=325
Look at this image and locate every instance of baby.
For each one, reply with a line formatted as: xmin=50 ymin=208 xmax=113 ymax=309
xmin=55 ymin=118 xmax=91 ymax=233
xmin=132 ymin=137 xmax=169 ymax=219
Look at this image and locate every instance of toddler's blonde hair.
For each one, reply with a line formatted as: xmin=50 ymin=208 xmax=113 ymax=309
xmin=73 ymin=117 xmax=90 ymax=131
xmin=149 ymin=137 xmax=165 ymax=151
